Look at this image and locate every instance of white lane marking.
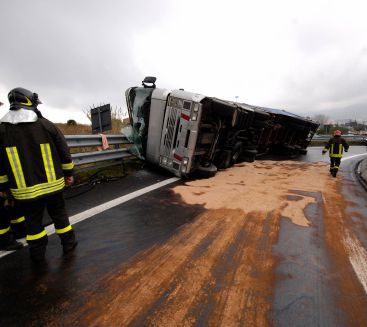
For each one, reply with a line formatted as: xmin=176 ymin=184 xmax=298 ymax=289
xmin=343 ymin=230 xmax=367 ymax=294
xmin=0 ymin=177 xmax=179 ymax=259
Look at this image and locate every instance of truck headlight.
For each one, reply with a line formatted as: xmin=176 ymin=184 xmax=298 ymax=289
xmin=161 ymin=156 xmax=167 ymax=165
xmin=181 ymin=157 xmax=189 ymax=173
xmin=193 ymin=104 xmax=199 ymax=112
xmin=191 ymin=113 xmax=197 ymax=121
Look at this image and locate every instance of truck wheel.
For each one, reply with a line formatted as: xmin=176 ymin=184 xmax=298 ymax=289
xmin=217 ymin=151 xmax=232 ymax=169
xmin=299 ymin=149 xmax=308 ymax=155
xmin=196 ymin=164 xmax=218 ymax=178
xmin=231 ymin=142 xmax=243 ymax=165
xmin=243 ymin=156 xmax=256 ymax=163
xmin=242 ymin=149 xmax=258 ymax=156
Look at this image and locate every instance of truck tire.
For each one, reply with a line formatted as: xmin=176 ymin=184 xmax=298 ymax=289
xmin=242 ymin=144 xmax=257 ymax=150
xmin=242 ymin=149 xmax=258 ymax=156
xmin=299 ymin=148 xmax=308 ymax=155
xmin=217 ymin=150 xmax=232 ymax=169
xmin=243 ymin=155 xmax=256 ymax=163
xmin=196 ymin=163 xmax=217 ymax=178
xmin=231 ymin=142 xmax=243 ymax=165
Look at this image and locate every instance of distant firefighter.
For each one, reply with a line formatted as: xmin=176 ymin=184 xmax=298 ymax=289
xmin=0 ymin=87 xmax=77 ymax=262
xmin=322 ymin=130 xmax=349 ymax=177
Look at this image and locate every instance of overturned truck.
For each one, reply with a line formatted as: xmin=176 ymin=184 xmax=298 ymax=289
xmin=125 ymin=77 xmax=318 ymax=178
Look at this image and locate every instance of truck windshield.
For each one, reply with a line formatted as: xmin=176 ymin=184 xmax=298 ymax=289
xmin=126 ymin=87 xmax=154 ymax=158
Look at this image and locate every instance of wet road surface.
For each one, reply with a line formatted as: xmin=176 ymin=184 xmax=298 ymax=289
xmin=0 ymin=147 xmax=366 ymax=326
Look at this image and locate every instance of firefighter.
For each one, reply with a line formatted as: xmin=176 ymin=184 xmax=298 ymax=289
xmin=322 ymin=130 xmax=349 ymax=177
xmin=0 ymin=100 xmax=25 ymax=250
xmin=0 ymin=87 xmax=77 ymax=262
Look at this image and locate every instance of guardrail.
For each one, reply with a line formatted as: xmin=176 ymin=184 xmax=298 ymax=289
xmin=312 ymin=135 xmax=366 ymax=142
xmin=67 ymin=134 xmax=365 ymax=168
xmin=65 ymin=134 xmax=134 ymax=167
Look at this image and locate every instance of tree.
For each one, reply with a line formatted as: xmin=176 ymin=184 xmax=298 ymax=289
xmin=67 ymin=119 xmax=77 ymax=126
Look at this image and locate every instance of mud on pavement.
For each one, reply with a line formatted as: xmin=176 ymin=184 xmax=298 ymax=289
xmin=55 ymin=160 xmax=367 ymax=326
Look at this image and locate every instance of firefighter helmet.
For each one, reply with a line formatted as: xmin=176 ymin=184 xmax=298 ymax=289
xmin=334 ymin=130 xmax=342 ymax=136
xmin=8 ymin=87 xmax=42 ymax=111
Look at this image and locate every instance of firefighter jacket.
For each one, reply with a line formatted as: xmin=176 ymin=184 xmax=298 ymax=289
xmin=0 ymin=117 xmax=74 ymax=201
xmin=322 ymin=136 xmax=349 ymax=158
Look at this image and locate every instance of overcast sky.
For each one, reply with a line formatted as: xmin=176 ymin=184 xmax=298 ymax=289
xmin=1 ymin=0 xmax=367 ymax=124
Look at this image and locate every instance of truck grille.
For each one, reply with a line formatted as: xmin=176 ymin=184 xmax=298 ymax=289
xmin=162 ymin=107 xmax=179 ymax=156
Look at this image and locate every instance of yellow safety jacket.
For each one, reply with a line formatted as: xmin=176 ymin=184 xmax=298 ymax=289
xmin=322 ymin=136 xmax=349 ymax=158
xmin=0 ymin=117 xmax=74 ymax=201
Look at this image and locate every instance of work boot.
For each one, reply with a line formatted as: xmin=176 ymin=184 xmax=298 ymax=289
xmin=28 ymin=236 xmax=48 ymax=263
xmin=63 ymin=240 xmax=78 ymax=254
xmin=60 ymin=230 xmax=78 ymax=255
xmin=332 ymin=171 xmax=337 ymax=177
xmin=0 ymin=232 xmax=24 ymax=251
xmin=0 ymin=239 xmax=23 ymax=251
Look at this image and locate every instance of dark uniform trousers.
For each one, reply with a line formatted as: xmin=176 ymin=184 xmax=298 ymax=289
xmin=0 ymin=198 xmax=26 ymax=248
xmin=17 ymin=192 xmax=75 ymax=257
xmin=329 ymin=157 xmax=341 ymax=174
xmin=0 ymin=198 xmax=12 ymax=247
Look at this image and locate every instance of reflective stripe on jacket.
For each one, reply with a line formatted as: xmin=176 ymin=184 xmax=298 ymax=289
xmin=322 ymin=136 xmax=349 ymax=158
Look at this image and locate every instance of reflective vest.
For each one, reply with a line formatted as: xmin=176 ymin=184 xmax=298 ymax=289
xmin=0 ymin=118 xmax=74 ymax=201
xmin=322 ymin=136 xmax=349 ymax=158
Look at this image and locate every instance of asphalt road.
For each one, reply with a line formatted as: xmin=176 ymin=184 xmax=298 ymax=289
xmin=0 ymin=146 xmax=366 ymax=326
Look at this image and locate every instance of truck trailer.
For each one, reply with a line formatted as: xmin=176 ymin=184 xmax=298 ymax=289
xmin=251 ymin=106 xmax=319 ymax=156
xmin=125 ymin=77 xmax=318 ymax=178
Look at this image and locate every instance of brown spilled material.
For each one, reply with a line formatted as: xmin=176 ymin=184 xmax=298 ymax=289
xmin=59 ymin=160 xmax=367 ymax=326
